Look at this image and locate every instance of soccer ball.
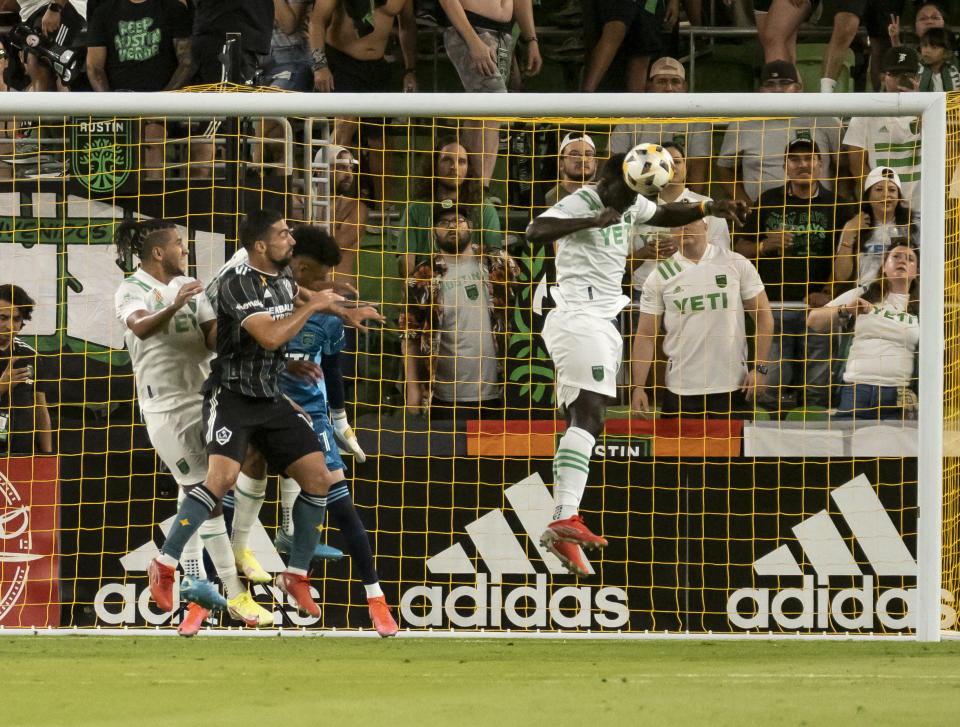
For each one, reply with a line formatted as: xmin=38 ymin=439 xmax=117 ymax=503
xmin=622 ymin=143 xmax=674 ymax=196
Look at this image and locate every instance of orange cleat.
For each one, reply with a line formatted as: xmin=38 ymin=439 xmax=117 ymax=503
xmin=542 ymin=515 xmax=608 ymax=549
xmin=178 ymin=602 xmax=210 ymax=637
xmin=542 ymin=538 xmax=590 ymax=577
xmin=367 ymin=596 xmax=399 ymax=637
xmin=275 ymin=571 xmax=320 ymax=617
xmin=148 ymin=557 xmax=176 ymax=612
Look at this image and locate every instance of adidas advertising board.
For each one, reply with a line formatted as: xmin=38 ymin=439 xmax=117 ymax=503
xmin=67 ymin=442 xmax=955 ymax=633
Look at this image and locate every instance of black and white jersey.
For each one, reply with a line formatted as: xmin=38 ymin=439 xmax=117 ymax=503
xmin=210 ymin=262 xmax=296 ymax=399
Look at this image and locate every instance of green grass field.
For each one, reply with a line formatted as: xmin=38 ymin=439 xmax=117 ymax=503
xmin=5 ymin=636 xmax=960 ymax=726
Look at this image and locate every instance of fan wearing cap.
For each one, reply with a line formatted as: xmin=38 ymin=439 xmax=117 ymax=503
xmin=545 ymin=133 xmax=599 ymax=208
xmin=834 ymin=166 xmax=917 ymax=290
xmin=718 ymin=62 xmax=842 ymax=206
xmin=609 ymin=57 xmax=712 ymax=193
xmin=733 ymin=137 xmax=848 ymax=408
xmin=820 ymin=0 xmax=904 ymax=92
xmin=843 ymin=48 xmax=921 ymax=214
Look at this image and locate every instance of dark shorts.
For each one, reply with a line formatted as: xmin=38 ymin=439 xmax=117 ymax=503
xmin=327 ymin=44 xmax=393 ymax=93
xmin=599 ymin=0 xmax=665 ymax=58
xmin=202 ymin=385 xmax=324 ymax=474
xmin=191 ymin=33 xmax=263 ymax=85
xmin=833 ymin=0 xmax=904 ymax=38
xmin=659 ymin=390 xmax=753 ymax=420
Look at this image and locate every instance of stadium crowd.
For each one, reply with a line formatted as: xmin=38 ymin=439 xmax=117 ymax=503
xmin=0 ymin=0 xmax=930 ymax=442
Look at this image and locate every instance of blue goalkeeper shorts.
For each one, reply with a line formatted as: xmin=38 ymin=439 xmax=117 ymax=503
xmin=308 ymin=408 xmax=346 ymax=475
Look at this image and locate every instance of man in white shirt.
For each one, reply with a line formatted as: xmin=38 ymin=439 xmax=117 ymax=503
xmin=544 ymin=132 xmax=598 ymax=208
xmin=525 ymin=155 xmax=748 ymax=576
xmin=114 ymin=219 xmax=273 ymax=634
xmin=843 ymin=47 xmax=922 ymax=215
xmin=632 ymin=218 xmax=773 ymax=418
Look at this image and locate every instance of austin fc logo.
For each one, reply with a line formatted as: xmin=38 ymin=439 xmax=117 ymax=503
xmin=0 ymin=472 xmax=41 ymax=621
xmin=215 ymin=427 xmax=232 ymax=445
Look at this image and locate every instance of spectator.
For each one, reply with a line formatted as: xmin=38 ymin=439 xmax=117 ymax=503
xmin=808 ymin=243 xmax=919 ymax=420
xmin=582 ymin=0 xmax=679 ymax=93
xmin=311 ymin=145 xmax=368 ymax=291
xmin=733 ymin=138 xmax=845 ymax=408
xmin=631 ymin=218 xmax=773 ymax=419
xmin=438 ymin=0 xmax=541 ymax=188
xmin=843 ymin=47 xmax=922 ymax=215
xmin=269 ymin=0 xmax=312 ymax=92
xmin=400 ymin=203 xmax=518 ymax=419
xmin=918 ymin=27 xmax=959 ymax=91
xmin=717 ymin=61 xmax=842 ymax=206
xmin=820 ymin=0 xmax=899 ymax=92
xmin=309 ymin=0 xmax=418 ymax=206
xmin=608 ymin=57 xmax=712 ymax=192
xmin=86 ymin=0 xmax=193 ymax=179
xmin=755 ymin=0 xmax=813 ymax=65
xmin=545 ymin=132 xmax=597 ymax=207
xmin=394 ymin=136 xmax=501 ymax=279
xmin=18 ymin=0 xmax=85 ymax=91
xmin=631 ymin=142 xmax=730 ymax=301
xmin=191 ymin=0 xmax=272 ymax=85
xmin=888 ymin=1 xmax=946 ymax=49
xmin=0 ymin=283 xmax=52 ymax=455
xmin=834 ymin=167 xmax=917 ymax=291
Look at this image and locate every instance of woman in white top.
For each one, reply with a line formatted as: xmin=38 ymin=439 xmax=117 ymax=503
xmin=833 ymin=166 xmax=917 ymax=292
xmin=808 ymin=243 xmax=919 ymax=420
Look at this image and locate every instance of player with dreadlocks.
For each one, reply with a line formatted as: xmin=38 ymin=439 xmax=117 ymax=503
xmin=113 ymin=219 xmax=273 ymax=634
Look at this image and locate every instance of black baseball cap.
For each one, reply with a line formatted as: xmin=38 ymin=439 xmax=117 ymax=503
xmin=760 ymin=60 xmax=800 ymax=84
xmin=881 ymin=47 xmax=920 ymax=74
xmin=785 ymin=138 xmax=822 ymax=155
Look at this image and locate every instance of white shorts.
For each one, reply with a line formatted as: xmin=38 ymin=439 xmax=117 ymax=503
xmin=542 ymin=309 xmax=622 ymax=409
xmin=143 ymin=406 xmax=208 ymax=487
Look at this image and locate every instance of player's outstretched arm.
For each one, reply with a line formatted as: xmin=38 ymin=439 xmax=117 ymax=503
xmin=124 ymin=280 xmax=204 ymax=340
xmin=648 ymin=199 xmax=750 ymax=229
xmin=332 ymin=302 xmax=386 ymax=332
xmin=525 ymin=207 xmax=622 ymax=245
xmin=242 ymin=290 xmax=344 ymax=351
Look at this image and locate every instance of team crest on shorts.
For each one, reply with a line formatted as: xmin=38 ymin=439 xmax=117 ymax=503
xmin=715 ymin=274 xmax=727 ymax=288
xmin=175 ymin=459 xmax=190 ymax=475
xmin=465 ymin=284 xmax=479 ymax=301
xmin=592 ymin=366 xmax=604 ymax=382
xmin=215 ymin=427 xmax=232 ymax=445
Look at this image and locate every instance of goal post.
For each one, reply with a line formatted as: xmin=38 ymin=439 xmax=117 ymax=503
xmin=0 ymin=91 xmax=953 ymax=640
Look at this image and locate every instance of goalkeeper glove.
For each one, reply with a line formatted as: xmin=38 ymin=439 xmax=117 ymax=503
xmin=331 ymin=409 xmax=366 ymax=463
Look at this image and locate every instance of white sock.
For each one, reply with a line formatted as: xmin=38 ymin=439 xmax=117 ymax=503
xmin=279 ymin=476 xmax=300 ymax=536
xmin=552 ymin=426 xmax=594 ymax=521
xmin=364 ymin=582 xmax=384 ymax=599
xmin=820 ymin=77 xmax=836 ymax=93
xmin=181 ymin=531 xmax=207 ymax=580
xmin=200 ymin=515 xmax=244 ymax=600
xmin=287 ymin=566 xmax=308 ymax=576
xmin=157 ymin=553 xmax=178 ymax=568
xmin=231 ymin=473 xmax=267 ymax=553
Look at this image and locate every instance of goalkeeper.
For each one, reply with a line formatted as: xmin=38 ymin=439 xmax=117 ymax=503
xmin=525 ymin=153 xmax=748 ymax=576
xmin=275 ymin=224 xmax=397 ymax=636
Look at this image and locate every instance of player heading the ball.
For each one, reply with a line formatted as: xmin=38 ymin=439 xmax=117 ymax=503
xmin=525 ymin=153 xmax=749 ymax=576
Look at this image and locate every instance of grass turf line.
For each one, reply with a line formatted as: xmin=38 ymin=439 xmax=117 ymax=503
xmin=4 ymin=637 xmax=959 ymax=726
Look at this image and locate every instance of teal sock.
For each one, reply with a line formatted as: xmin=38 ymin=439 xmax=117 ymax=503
xmin=161 ymin=485 xmax=217 ymax=561
xmin=289 ymin=492 xmax=326 ymax=571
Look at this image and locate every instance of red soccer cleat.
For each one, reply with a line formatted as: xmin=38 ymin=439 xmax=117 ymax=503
xmin=178 ymin=602 xmax=209 ymax=637
xmin=542 ymin=538 xmax=590 ymax=577
xmin=367 ymin=596 xmax=399 ymax=637
xmin=542 ymin=515 xmax=608 ymax=549
xmin=275 ymin=571 xmax=320 ymax=617
xmin=148 ymin=557 xmax=176 ymax=612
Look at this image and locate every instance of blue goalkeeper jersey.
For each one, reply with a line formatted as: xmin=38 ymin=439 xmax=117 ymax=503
xmin=280 ymin=312 xmax=345 ymax=416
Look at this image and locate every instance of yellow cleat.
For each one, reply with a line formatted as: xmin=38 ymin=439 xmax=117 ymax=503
xmin=226 ymin=592 xmax=274 ymax=627
xmin=235 ymin=548 xmax=270 ymax=583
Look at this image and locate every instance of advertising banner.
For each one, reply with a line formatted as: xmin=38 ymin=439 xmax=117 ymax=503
xmin=0 ymin=457 xmax=59 ymax=627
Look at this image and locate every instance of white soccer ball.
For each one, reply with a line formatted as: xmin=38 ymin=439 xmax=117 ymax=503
xmin=622 ymin=143 xmax=674 ymax=196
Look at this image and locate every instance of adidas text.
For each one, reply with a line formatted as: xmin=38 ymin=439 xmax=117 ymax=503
xmin=400 ymin=574 xmax=628 ymax=629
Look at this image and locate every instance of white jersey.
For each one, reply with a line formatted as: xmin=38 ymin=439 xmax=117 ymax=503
xmin=640 ymin=245 xmax=764 ymax=395
xmin=829 ymin=288 xmax=918 ymax=387
xmin=631 ymin=187 xmax=730 ymax=292
xmin=540 ymin=185 xmax=657 ymax=318
xmin=115 ymin=268 xmax=215 ymax=413
xmin=843 ymin=116 xmax=921 ymax=214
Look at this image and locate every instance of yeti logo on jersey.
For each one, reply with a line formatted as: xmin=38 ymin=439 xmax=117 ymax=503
xmin=466 ymin=283 xmax=479 ymax=301
xmin=715 ymin=274 xmax=727 ymax=288
xmin=215 ymin=427 xmax=232 ymax=445
xmin=592 ymin=366 xmax=604 ymax=382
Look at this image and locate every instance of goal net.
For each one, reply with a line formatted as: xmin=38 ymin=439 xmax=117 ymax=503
xmin=0 ymin=89 xmax=953 ymax=639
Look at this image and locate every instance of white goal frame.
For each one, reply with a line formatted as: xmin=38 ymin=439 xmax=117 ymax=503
xmin=8 ymin=91 xmax=947 ymax=642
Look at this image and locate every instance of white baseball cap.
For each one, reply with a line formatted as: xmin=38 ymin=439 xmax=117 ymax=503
xmin=863 ymin=166 xmax=903 ymax=193
xmin=560 ymin=133 xmax=596 ymax=155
